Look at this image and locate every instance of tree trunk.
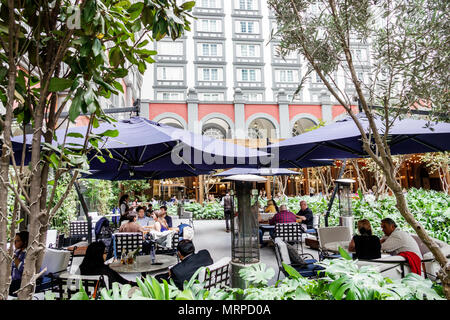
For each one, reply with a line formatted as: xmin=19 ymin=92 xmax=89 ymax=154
xmin=0 ymin=0 xmax=17 ymax=299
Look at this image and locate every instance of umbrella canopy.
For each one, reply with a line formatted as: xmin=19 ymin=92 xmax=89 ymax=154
xmin=221 ymin=174 xmax=267 ymax=183
xmin=214 ymin=167 xmax=300 ymax=177
xmin=10 ymin=117 xmax=270 ymax=173
xmin=269 ymin=113 xmax=450 ymax=167
xmin=82 ymin=168 xmax=213 ymax=181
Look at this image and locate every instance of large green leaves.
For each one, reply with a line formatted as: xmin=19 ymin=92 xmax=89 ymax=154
xmin=48 ymin=78 xmax=74 ymax=92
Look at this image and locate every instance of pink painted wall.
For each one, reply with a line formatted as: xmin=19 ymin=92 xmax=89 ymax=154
xmin=198 ymin=104 xmax=235 ymax=122
xmin=289 ymin=105 xmax=323 ymax=121
xmin=332 ymin=105 xmax=358 ymax=119
xmin=244 ymin=104 xmax=279 ymax=123
xmin=148 ymin=103 xmax=188 ymax=122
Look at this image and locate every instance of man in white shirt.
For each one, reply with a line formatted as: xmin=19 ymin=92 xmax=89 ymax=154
xmin=380 ymin=218 xmax=422 ymax=259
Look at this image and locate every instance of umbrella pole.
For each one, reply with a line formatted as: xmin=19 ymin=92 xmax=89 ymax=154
xmin=325 ymin=160 xmax=346 ymax=227
xmin=74 ymin=180 xmax=92 ymax=244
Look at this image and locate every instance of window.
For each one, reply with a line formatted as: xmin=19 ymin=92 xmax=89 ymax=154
xmin=158 ymin=42 xmax=183 ymax=56
xmin=157 ymin=67 xmax=184 ymax=81
xmin=239 ymin=21 xmax=256 ymax=33
xmin=315 ymin=73 xmax=323 ymax=83
xmin=275 ymin=46 xmax=297 ymax=59
xmin=238 ymin=68 xmax=260 ymax=81
xmin=199 ymin=19 xmax=220 ymax=32
xmin=200 ymin=92 xmax=224 ymax=101
xmin=357 ymin=72 xmax=364 ymax=82
xmin=238 ymin=44 xmax=258 ymax=57
xmin=243 ymin=92 xmax=262 ymax=101
xmin=200 ymin=68 xmax=222 ymax=81
xmin=157 ymin=92 xmax=183 ymax=100
xmin=239 ymin=0 xmax=255 ymax=10
xmin=354 ymin=49 xmax=367 ymax=61
xmin=241 ymin=69 xmax=255 ymax=81
xmin=201 ymin=0 xmax=219 ymax=8
xmin=278 ymin=70 xmax=295 ymax=82
xmin=201 ymin=43 xmax=219 ymax=56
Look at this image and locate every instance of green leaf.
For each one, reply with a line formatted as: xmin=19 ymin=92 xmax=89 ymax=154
xmin=48 ymin=78 xmax=73 ymax=92
xmin=181 ymin=1 xmax=196 ymax=11
xmin=67 ymin=132 xmax=84 ymax=139
xmin=338 ymin=246 xmax=352 ymax=260
xmin=282 ymin=262 xmax=302 ymax=280
xmin=92 ymin=38 xmax=102 ymax=56
xmin=69 ymin=94 xmax=83 ymax=122
xmin=100 ymin=129 xmax=119 ymax=138
xmin=176 ymin=289 xmax=195 ymax=300
xmin=128 ymin=2 xmax=144 ymax=20
xmin=109 ymin=47 xmax=122 ymax=67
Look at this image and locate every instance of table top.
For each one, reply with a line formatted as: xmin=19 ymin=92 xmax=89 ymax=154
xmin=108 ymin=254 xmax=178 ymax=274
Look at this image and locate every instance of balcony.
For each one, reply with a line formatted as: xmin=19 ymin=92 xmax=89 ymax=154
xmin=196 ymin=80 xmax=227 ymax=88
xmin=236 ymin=81 xmax=264 ymax=89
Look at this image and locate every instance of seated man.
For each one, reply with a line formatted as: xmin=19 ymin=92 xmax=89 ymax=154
xmin=268 ymin=204 xmax=299 ymax=225
xmin=259 ymin=205 xmax=301 ymax=247
xmin=296 ymin=200 xmax=314 ymax=230
xmin=159 ymin=205 xmax=172 ymax=228
xmin=380 ymin=218 xmax=423 ymax=275
xmin=156 ymin=240 xmax=213 ymax=290
xmin=136 ymin=206 xmax=152 ymax=227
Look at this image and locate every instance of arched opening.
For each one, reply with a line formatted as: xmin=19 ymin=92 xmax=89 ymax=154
xmin=202 ymin=118 xmax=230 ymax=139
xmin=158 ymin=117 xmax=184 ymax=129
xmin=248 ymin=118 xmax=277 ymax=140
xmin=292 ymin=117 xmax=317 ymax=136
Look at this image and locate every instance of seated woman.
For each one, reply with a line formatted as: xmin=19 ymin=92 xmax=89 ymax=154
xmin=264 ymin=199 xmax=279 ymax=214
xmin=9 ymin=231 xmax=29 ymax=296
xmin=79 ymin=241 xmax=135 ymax=286
xmin=152 ymin=210 xmax=179 ymax=233
xmin=348 ymin=219 xmax=381 ymax=260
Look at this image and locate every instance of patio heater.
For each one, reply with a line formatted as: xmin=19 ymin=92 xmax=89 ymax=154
xmin=223 ymin=174 xmax=267 ymax=289
xmin=335 ymin=178 xmax=356 ymax=236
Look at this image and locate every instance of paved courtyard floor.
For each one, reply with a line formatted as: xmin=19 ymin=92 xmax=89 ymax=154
xmin=70 ymin=218 xmax=320 ymax=287
xmin=190 ymin=219 xmax=319 ymax=286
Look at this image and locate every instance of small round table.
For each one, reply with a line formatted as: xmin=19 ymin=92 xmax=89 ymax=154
xmin=108 ymin=254 xmax=178 ymax=282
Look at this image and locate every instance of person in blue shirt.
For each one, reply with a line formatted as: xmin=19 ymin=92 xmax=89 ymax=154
xmin=9 ymin=231 xmax=29 ymax=296
xmin=136 ymin=206 xmax=152 ymax=227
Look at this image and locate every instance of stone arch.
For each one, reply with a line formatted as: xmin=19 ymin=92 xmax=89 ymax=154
xmin=290 ymin=113 xmax=320 ymax=136
xmin=152 ymin=112 xmax=187 ymax=129
xmin=200 ymin=112 xmax=235 ymax=139
xmin=245 ymin=113 xmax=280 ymax=139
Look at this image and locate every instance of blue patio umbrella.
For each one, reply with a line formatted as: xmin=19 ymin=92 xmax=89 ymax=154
xmin=269 ymin=113 xmax=450 ymax=167
xmin=82 ymin=168 xmax=213 ymax=181
xmin=214 ymin=167 xmax=301 ymax=177
xmin=10 ymin=117 xmax=271 ymax=173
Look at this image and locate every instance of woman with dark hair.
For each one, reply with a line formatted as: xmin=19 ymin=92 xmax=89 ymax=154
xmin=348 ymin=219 xmax=381 ymax=260
xmin=119 ymin=194 xmax=130 ymax=225
xmin=79 ymin=241 xmax=134 ymax=286
xmin=9 ymin=231 xmax=29 ymax=296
